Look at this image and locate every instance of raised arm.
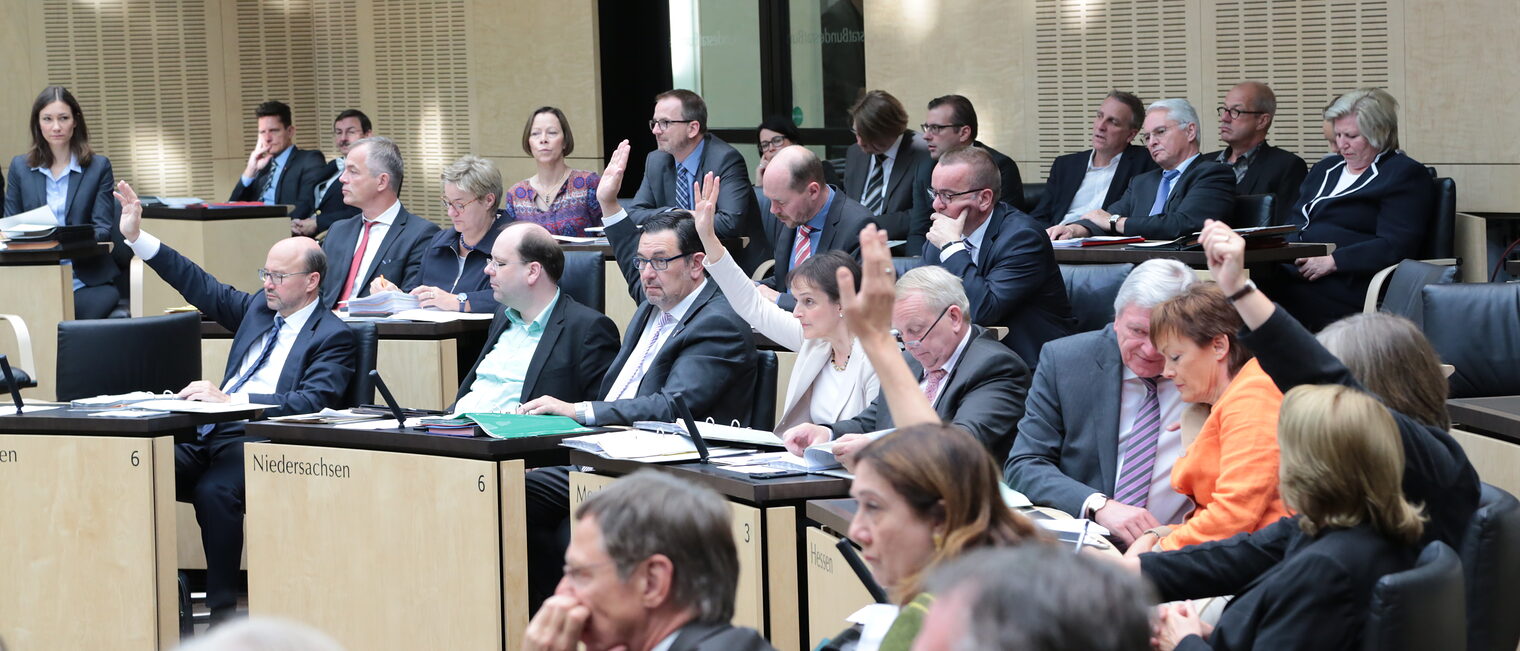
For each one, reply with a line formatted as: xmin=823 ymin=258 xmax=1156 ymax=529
xmin=841 ymin=223 xmax=939 ymax=429
xmin=694 ymin=172 xmax=805 ymax=350
xmin=596 ymin=140 xmax=646 ymax=301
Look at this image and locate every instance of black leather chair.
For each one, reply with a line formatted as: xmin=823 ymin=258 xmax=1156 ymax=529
xmin=749 ymin=350 xmax=778 ymax=431
xmin=1362 ymin=541 xmax=1466 ymax=651
xmin=1229 ymin=194 xmax=1274 ymax=228
xmin=562 ymin=251 xmax=605 ymax=313
xmin=1420 ymin=283 xmax=1520 ymax=398
xmin=55 ymin=312 xmax=201 ymax=401
xmin=1460 ymin=484 xmax=1520 ymax=651
xmin=345 ymin=322 xmax=379 ymax=407
xmin=1425 ymin=177 xmax=1456 ymax=260
xmin=1021 ymin=182 xmax=1046 ymax=216
xmin=1059 ymin=263 xmax=1134 ymax=332
xmin=0 ymin=314 xmax=38 ymax=392
xmin=892 ymin=256 xmax=926 ymax=277
xmin=1366 ymin=259 xmax=1459 ymax=328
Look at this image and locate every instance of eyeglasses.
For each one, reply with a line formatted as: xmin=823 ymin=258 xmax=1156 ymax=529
xmin=1139 ymin=126 xmax=1172 ymax=143
xmin=758 ymin=135 xmax=789 ymax=152
xmin=484 ymin=256 xmax=517 ymax=270
xmin=257 ymin=268 xmax=314 ymax=285
xmin=649 ymin=118 xmax=697 ymax=132
xmin=1217 ymin=106 xmax=1269 ymax=120
xmin=562 ymin=560 xmax=616 ymax=586
xmin=920 ymin=122 xmax=966 ymax=134
xmin=891 ymin=304 xmax=952 ymax=350
xmin=632 ymin=252 xmax=693 ymax=271
xmin=440 ymin=196 xmax=482 ymax=213
xmin=926 ymin=187 xmax=987 ymax=203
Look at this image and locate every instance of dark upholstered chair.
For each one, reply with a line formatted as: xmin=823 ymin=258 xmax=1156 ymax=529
xmin=1059 ymin=263 xmax=1134 ymax=333
xmin=1021 ymin=182 xmax=1046 ymax=216
xmin=55 ymin=312 xmax=201 ymax=401
xmin=561 ymin=251 xmax=605 ymax=313
xmin=1460 ymin=484 xmax=1520 ymax=651
xmin=1364 ymin=259 xmax=1459 ymax=327
xmin=1229 ymin=193 xmax=1274 ymax=228
xmin=1426 ymin=177 xmax=1456 ymax=260
xmin=345 ymin=322 xmax=379 ymax=407
xmin=749 ymin=350 xmax=778 ymax=431
xmin=892 ymin=256 xmax=926 ymax=278
xmin=1420 ymin=283 xmax=1520 ymax=398
xmin=1362 ymin=541 xmax=1466 ymax=651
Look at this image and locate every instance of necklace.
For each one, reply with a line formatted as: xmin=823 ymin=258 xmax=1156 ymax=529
xmin=831 ymin=351 xmax=849 ymax=372
xmin=531 ymin=168 xmax=571 ymax=210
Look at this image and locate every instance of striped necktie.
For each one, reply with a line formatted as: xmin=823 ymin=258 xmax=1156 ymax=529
xmin=863 ymin=154 xmax=887 ymax=215
xmin=791 ymin=224 xmax=815 ymax=270
xmin=1113 ymin=376 xmax=1161 ymax=507
xmin=676 ymin=166 xmax=693 ymax=210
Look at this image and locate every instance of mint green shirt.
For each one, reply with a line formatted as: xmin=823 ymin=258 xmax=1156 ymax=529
xmin=453 ymin=291 xmax=561 ymax=413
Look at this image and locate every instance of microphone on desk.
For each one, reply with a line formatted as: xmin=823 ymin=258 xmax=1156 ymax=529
xmin=666 ymin=391 xmax=712 ymax=464
xmin=369 ymin=369 xmax=409 ymax=427
xmin=0 ymin=355 xmax=23 ymax=414
xmin=835 ymin=537 xmax=889 ymax=604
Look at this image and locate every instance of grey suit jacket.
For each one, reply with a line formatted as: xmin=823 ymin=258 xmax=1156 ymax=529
xmin=843 ymin=130 xmax=930 ymax=239
xmin=318 ymin=205 xmax=441 ymax=309
xmin=830 ymin=326 xmax=1030 ymax=461
xmin=1003 ymin=327 xmax=1125 ymax=516
xmin=762 ymin=186 xmax=877 ymax=310
xmin=1077 ymin=157 xmax=1236 ymax=240
xmin=627 ymin=133 xmax=765 ymax=270
xmin=668 ymin=621 xmax=775 ymax=651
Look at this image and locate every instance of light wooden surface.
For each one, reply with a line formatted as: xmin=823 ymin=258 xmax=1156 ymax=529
xmin=139 ymin=216 xmax=290 ymax=316
xmin=205 ymin=336 xmax=460 ymax=411
xmin=773 ymin=351 xmax=798 ymax=428
xmin=500 ymin=459 xmax=529 ymax=651
xmin=1455 ymin=213 xmax=1490 ymax=284
xmin=804 ymin=525 xmax=876 ymax=649
xmin=0 ymin=434 xmax=177 ymax=649
xmin=1452 ymin=428 xmax=1520 ymax=498
xmin=246 ymin=442 xmax=506 ymax=650
xmin=0 ymin=264 xmax=71 ymax=401
xmin=764 ymin=506 xmax=802 ymax=651
xmin=604 ymin=259 xmax=637 ymax=335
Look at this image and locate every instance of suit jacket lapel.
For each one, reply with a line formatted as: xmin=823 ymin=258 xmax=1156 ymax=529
xmin=885 ymin=132 xmax=916 ymax=198
xmin=276 ymin=311 xmax=321 ymax=393
xmin=521 ymin=301 xmax=566 ymax=399
xmin=601 ymin=303 xmax=656 ymax=397
xmin=62 ymin=165 xmax=87 ymax=225
xmin=1094 ymin=327 xmax=1124 ymax=493
xmin=817 ymin=195 xmax=845 ymax=251
xmin=361 ymin=209 xmax=409 ymax=287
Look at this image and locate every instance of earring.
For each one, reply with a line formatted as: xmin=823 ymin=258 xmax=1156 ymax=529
xmin=932 ymin=531 xmax=944 ymax=549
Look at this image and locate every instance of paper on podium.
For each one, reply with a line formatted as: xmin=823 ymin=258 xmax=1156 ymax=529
xmin=130 ymin=399 xmax=277 ymax=414
xmin=0 ymin=205 xmax=56 ymax=232
xmin=334 ymin=416 xmax=425 ymax=430
xmin=388 ymin=309 xmax=494 ymax=322
xmin=0 ymin=405 xmax=60 ymax=416
xmin=1035 ymin=518 xmax=1111 ymax=536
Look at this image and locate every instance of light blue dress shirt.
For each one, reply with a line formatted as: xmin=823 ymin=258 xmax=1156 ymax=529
xmin=30 ymin=155 xmax=84 ymax=290
xmin=241 ymin=146 xmax=294 ymax=204
xmin=452 ymin=290 xmax=562 ymax=413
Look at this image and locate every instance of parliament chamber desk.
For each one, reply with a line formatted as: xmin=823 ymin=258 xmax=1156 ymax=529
xmin=567 ymin=449 xmax=852 ymax=651
xmin=1448 ymin=396 xmax=1520 ymax=496
xmin=241 ymin=421 xmax=597 ymax=651
xmin=0 ymin=404 xmax=262 ymax=650
xmin=202 ymin=317 xmax=490 ymax=411
xmin=139 ymin=205 xmax=290 ymax=316
xmin=0 ymin=242 xmax=111 ymax=401
xmin=1052 ymin=241 xmax=1329 ymax=267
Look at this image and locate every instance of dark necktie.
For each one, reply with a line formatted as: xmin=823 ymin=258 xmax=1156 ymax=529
xmin=863 ymin=154 xmax=887 ymax=215
xmin=197 ymin=316 xmax=285 ymax=439
xmin=676 ymin=166 xmax=693 ymax=210
xmin=259 ymin=159 xmax=280 ymax=203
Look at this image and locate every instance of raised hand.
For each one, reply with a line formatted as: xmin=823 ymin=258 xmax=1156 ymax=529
xmin=1199 ymin=219 xmax=1246 ymax=294
xmin=596 ymin=139 xmax=631 ymax=219
xmin=838 ymin=224 xmax=896 ymax=345
xmin=243 ymin=138 xmax=272 ymax=179
xmin=114 ymin=180 xmax=143 ymax=243
xmin=692 ymin=171 xmax=721 ymax=243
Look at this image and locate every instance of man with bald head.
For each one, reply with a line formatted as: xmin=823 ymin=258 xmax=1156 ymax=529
xmin=1205 ymin=81 xmax=1308 ymax=225
xmin=116 ymin=180 xmax=356 ymax=625
xmin=756 ymin=145 xmax=877 ymax=310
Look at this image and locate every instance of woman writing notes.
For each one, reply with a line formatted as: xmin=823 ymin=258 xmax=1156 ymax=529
xmin=370 ymin=155 xmax=503 ymax=313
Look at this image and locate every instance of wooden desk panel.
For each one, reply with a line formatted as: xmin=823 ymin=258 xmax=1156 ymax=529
xmin=0 ymin=264 xmax=72 ymax=401
xmin=140 ymin=215 xmax=290 ymax=315
xmin=803 ymin=526 xmax=874 ymax=648
xmin=0 ymin=434 xmax=176 ymax=649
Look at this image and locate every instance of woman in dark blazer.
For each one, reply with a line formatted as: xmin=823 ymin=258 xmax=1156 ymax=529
xmin=4 ymin=86 xmax=119 ymax=319
xmin=1146 ymin=383 xmax=1426 ymax=651
xmin=1271 ymin=87 xmax=1433 ymax=330
xmin=370 ymin=155 xmax=503 ymax=314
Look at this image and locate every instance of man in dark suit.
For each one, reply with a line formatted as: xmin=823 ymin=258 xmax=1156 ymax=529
xmin=293 ymin=109 xmax=371 ymax=237
xmin=524 ymin=472 xmax=773 ymax=651
xmin=756 ymin=145 xmax=876 ymax=310
xmin=627 ymin=89 xmax=765 ymax=271
xmin=318 ymin=136 xmax=439 ymax=309
xmin=1205 ymin=82 xmax=1308 ymax=226
xmin=782 ymin=264 xmax=1030 ymax=462
xmin=1003 ymin=259 xmax=1197 ymax=545
xmin=1051 ymin=98 xmax=1235 ymax=241
xmin=908 ymin=94 xmax=1023 ymax=254
xmin=921 ymin=147 xmax=1075 ymax=367
xmin=116 ymin=180 xmax=355 ymax=624
xmin=843 ymin=90 xmax=931 ymax=240
xmin=228 ymin=100 xmax=327 ymax=223
xmin=1029 ymin=91 xmax=1158 ymax=227
xmin=518 ymin=141 xmax=758 ymax=610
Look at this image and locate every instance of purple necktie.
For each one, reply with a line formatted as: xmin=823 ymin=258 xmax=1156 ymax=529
xmin=1113 ymin=376 xmax=1161 ymax=507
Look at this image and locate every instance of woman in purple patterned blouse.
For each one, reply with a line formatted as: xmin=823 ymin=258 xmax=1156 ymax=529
xmin=500 ymin=107 xmax=601 ymax=236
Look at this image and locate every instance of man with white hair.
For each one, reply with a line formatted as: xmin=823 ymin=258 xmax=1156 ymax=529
xmin=780 ymin=264 xmax=1031 ymax=462
xmin=1050 ymin=98 xmax=1234 ymax=241
xmin=1004 ymin=259 xmax=1196 ymax=545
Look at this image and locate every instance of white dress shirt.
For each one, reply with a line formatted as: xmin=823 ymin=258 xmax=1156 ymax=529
xmin=1082 ymin=367 xmax=1191 ymax=524
xmin=344 ymin=199 xmax=400 ymax=302
xmin=315 ymin=156 xmax=344 ymax=205
xmin=599 ymin=279 xmax=708 ymax=402
xmin=221 ymin=298 xmax=319 ymax=403
xmin=1060 ymin=150 xmax=1124 ymax=224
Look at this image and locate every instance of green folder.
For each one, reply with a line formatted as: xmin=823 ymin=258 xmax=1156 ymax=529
xmin=456 ymin=413 xmax=594 ymax=439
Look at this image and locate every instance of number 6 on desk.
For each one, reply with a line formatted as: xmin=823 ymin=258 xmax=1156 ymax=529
xmin=477 ymin=474 xmax=486 ymax=492
xmin=130 ymin=450 xmax=140 ymax=467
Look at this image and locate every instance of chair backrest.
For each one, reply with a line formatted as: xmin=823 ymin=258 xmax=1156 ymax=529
xmin=561 ymin=251 xmax=605 ymax=313
xmin=892 ymin=256 xmax=926 ymax=277
xmin=1426 ymin=177 xmax=1456 ymax=260
xmin=1229 ymin=193 xmax=1275 ymax=228
xmin=749 ymin=350 xmax=778 ymax=431
xmin=1377 ymin=259 xmax=1459 ymax=328
xmin=1460 ymin=484 xmax=1520 ymax=651
xmin=55 ymin=312 xmax=202 ymax=401
xmin=1363 ymin=541 xmax=1466 ymax=651
xmin=1021 ymin=182 xmax=1046 ymax=216
xmin=1421 ymin=283 xmax=1520 ymax=398
xmin=345 ymin=322 xmax=379 ymax=407
xmin=1059 ymin=263 xmax=1134 ymax=332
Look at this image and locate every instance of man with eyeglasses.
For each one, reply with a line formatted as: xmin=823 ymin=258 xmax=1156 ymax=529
xmin=1051 ymin=98 xmax=1234 ymax=242
xmin=517 ymin=140 xmax=758 ymax=610
xmin=293 ymin=108 xmax=372 ymax=237
xmin=626 ymin=89 xmax=766 ymax=272
xmin=1204 ymin=81 xmax=1308 ymax=226
xmin=317 ymin=136 xmax=440 ymax=310
xmin=919 ymin=147 xmax=1075 ymax=369
xmin=781 ymin=264 xmax=1030 ymax=462
xmin=907 ymin=94 xmax=1024 ymax=255
xmin=1029 ymin=90 xmax=1158 ymax=228
xmin=114 ymin=179 xmax=357 ymax=626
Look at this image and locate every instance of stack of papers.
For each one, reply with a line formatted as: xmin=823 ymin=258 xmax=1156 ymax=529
xmin=552 ymin=234 xmax=609 ymax=245
xmin=629 ymin=420 xmax=784 ymax=447
xmin=343 ymin=290 xmax=419 ymax=316
xmin=70 ymin=391 xmax=167 ymax=408
xmin=561 ymin=430 xmax=747 ymax=462
xmin=420 ymin=413 xmax=593 ymax=439
xmin=269 ymin=408 xmax=385 ymax=425
xmin=130 ymin=399 xmax=278 ymax=414
xmin=719 ymin=443 xmax=843 ymax=473
xmin=1051 ymin=235 xmax=1144 ymax=248
xmin=0 ymin=206 xmax=56 ymax=232
xmin=387 ymin=309 xmax=494 ymax=323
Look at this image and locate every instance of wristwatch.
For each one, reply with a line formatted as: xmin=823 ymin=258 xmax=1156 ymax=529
xmin=456 ymin=293 xmax=468 ymax=307
xmin=1107 ymin=214 xmax=1123 ymax=233
xmin=1089 ymin=494 xmax=1109 ymax=517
